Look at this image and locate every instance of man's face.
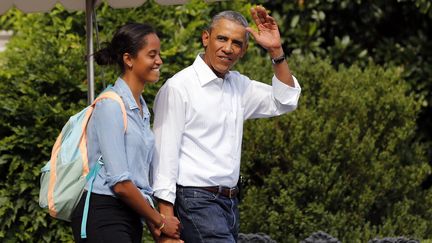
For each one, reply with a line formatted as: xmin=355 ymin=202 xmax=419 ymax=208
xmin=202 ymin=18 xmax=248 ymax=78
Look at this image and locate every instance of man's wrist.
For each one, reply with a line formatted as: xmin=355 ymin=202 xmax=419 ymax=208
xmin=268 ymin=46 xmax=284 ymax=59
xmin=158 ymin=199 xmax=175 ymax=216
xmin=271 ymin=54 xmax=286 ymax=65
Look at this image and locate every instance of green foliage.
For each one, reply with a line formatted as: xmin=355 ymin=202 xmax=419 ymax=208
xmin=0 ymin=7 xmax=86 ymax=243
xmin=239 ymin=55 xmax=430 ymax=242
xmin=258 ymin=0 xmax=432 ymax=159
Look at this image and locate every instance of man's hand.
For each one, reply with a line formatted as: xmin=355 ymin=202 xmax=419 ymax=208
xmin=246 ymin=5 xmax=282 ymax=56
xmin=247 ymin=5 xmax=295 ymax=87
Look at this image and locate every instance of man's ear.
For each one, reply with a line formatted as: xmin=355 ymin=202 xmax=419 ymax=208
xmin=240 ymin=42 xmax=249 ymax=58
xmin=202 ymin=30 xmax=210 ymax=48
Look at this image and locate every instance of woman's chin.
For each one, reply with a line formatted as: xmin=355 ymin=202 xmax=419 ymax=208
xmin=146 ymin=77 xmax=160 ymax=84
xmin=142 ymin=74 xmax=160 ymax=84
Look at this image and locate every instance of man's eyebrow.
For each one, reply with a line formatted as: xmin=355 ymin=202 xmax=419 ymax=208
xmin=216 ymin=35 xmax=244 ymax=46
xmin=216 ymin=35 xmax=228 ymax=40
xmin=233 ymin=39 xmax=244 ymax=46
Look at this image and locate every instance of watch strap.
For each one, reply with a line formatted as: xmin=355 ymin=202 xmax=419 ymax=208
xmin=271 ymin=54 xmax=286 ymax=64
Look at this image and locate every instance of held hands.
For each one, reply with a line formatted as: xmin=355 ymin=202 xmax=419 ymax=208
xmin=246 ymin=6 xmax=283 ymax=56
xmin=160 ymin=214 xmax=181 ymax=239
xmin=148 ymin=214 xmax=182 ymax=240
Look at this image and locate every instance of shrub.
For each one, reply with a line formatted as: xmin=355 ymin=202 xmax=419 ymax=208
xmin=239 ymin=55 xmax=430 ymax=242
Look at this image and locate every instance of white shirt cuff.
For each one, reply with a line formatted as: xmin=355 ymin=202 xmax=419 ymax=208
xmin=153 ymin=189 xmax=176 ymax=205
xmin=272 ymin=75 xmax=301 ymax=105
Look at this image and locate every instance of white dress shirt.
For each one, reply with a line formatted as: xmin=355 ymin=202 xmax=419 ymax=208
xmin=152 ymin=54 xmax=301 ymax=204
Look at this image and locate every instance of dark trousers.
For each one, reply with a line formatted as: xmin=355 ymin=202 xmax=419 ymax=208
xmin=71 ymin=192 xmax=143 ymax=243
xmin=175 ymin=186 xmax=240 ymax=243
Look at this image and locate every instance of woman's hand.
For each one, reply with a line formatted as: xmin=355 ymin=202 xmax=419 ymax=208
xmin=159 ymin=214 xmax=181 ymax=239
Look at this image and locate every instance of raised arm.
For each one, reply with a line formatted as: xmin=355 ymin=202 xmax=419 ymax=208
xmin=246 ymin=6 xmax=295 ymax=87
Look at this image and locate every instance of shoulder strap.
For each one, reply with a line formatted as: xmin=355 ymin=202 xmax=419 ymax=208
xmin=81 ymin=157 xmax=103 ymax=239
xmin=92 ymin=90 xmax=128 ymax=132
xmin=78 ymin=90 xmax=127 ymax=176
xmin=79 ymin=91 xmax=127 ymax=239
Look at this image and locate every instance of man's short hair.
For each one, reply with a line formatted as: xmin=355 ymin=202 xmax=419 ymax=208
xmin=208 ymin=10 xmax=249 ymax=42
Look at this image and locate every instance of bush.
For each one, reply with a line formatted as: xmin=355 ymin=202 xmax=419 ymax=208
xmin=301 ymin=231 xmax=341 ymax=243
xmin=261 ymin=0 xmax=432 ymax=176
xmin=239 ymin=55 xmax=430 ymax=242
xmin=0 ymin=8 xmax=86 ymax=243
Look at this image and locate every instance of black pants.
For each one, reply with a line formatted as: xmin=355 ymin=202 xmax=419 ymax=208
xmin=71 ymin=192 xmax=143 ymax=243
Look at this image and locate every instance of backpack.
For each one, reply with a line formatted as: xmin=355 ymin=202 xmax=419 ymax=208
xmin=38 ymin=89 xmax=127 ymax=238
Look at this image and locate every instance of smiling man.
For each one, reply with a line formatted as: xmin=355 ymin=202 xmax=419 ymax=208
xmin=152 ymin=6 xmax=301 ymax=243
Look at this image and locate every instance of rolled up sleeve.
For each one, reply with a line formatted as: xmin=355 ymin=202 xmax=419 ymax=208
xmin=272 ymin=75 xmax=301 ymax=105
xmin=152 ymin=84 xmax=186 ymax=204
xmin=92 ymin=99 xmax=131 ymax=188
xmin=243 ymin=74 xmax=301 ymax=119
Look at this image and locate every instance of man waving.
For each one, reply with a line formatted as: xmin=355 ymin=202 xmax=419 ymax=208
xmin=152 ymin=6 xmax=301 ymax=243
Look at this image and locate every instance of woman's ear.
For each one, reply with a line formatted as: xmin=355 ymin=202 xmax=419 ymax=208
xmin=123 ymin=53 xmax=133 ymax=69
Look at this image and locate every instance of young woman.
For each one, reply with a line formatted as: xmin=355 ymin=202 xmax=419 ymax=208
xmin=70 ymin=23 xmax=181 ymax=243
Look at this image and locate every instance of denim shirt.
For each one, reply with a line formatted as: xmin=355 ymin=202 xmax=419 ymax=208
xmin=85 ymin=77 xmax=154 ymax=199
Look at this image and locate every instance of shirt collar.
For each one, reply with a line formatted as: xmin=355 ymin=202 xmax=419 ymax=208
xmin=193 ymin=54 xmax=230 ymax=87
xmin=113 ymin=77 xmax=145 ymax=111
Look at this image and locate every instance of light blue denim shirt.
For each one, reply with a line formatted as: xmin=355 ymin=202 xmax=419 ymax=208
xmin=85 ymin=77 xmax=154 ymax=199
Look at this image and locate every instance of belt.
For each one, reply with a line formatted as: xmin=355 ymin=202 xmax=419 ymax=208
xmin=200 ymin=186 xmax=239 ymax=199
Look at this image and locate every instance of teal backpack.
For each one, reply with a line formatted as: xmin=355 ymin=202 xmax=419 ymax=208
xmin=39 ymin=89 xmax=127 ymax=238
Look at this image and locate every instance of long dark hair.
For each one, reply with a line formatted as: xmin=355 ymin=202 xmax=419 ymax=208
xmin=94 ymin=23 xmax=156 ymax=73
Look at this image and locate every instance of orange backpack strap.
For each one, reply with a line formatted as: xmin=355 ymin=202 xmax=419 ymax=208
xmin=92 ymin=91 xmax=128 ymax=132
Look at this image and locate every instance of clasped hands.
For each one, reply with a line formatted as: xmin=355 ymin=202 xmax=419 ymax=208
xmin=148 ymin=214 xmax=183 ymax=243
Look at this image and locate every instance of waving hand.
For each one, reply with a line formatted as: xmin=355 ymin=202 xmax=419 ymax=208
xmin=246 ymin=6 xmax=282 ymax=51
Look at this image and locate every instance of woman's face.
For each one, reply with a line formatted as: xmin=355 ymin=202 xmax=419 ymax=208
xmin=129 ymin=33 xmax=163 ymax=83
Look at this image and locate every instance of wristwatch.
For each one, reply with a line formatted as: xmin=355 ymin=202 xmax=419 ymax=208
xmin=271 ymin=54 xmax=286 ymax=64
